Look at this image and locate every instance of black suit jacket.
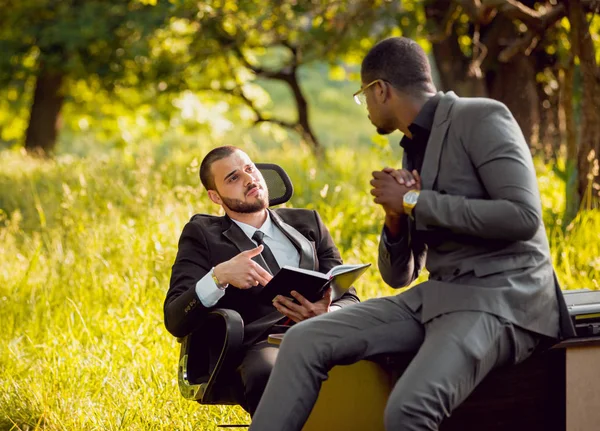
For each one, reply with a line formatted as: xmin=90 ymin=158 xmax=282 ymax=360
xmin=164 ymin=208 xmax=360 ymax=339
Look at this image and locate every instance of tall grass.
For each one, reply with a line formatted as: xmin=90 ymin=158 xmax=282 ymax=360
xmin=1 ymin=144 xmax=598 ymax=430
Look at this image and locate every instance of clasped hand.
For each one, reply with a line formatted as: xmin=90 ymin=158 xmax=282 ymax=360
xmin=370 ymin=168 xmax=421 ymax=216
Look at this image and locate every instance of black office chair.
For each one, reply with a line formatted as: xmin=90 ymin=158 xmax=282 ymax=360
xmin=177 ymin=163 xmax=294 ymax=406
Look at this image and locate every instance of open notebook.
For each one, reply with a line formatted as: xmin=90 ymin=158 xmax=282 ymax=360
xmin=260 ymin=263 xmax=371 ymax=303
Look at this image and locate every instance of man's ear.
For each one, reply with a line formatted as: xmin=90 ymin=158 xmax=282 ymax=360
xmin=379 ymin=81 xmax=392 ymax=103
xmin=207 ymin=190 xmax=222 ymax=205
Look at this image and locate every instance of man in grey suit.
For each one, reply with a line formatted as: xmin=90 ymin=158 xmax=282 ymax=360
xmin=249 ymin=37 xmax=574 ymax=430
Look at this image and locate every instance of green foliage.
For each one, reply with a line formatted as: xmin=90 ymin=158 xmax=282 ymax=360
xmin=1 ymin=143 xmax=599 ymax=429
xmin=0 ymin=0 xmax=171 ymax=84
xmin=0 ymin=0 xmax=407 ymax=152
xmin=143 ymin=0 xmax=408 ymax=153
xmin=0 ymin=0 xmax=181 ymax=148
xmin=187 ymin=0 xmax=401 ymax=64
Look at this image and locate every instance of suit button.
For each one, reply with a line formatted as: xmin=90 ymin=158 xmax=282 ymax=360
xmin=453 ymin=269 xmax=460 ymax=276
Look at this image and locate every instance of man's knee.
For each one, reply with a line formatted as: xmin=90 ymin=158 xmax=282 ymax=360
xmin=383 ymin=366 xmax=457 ymax=431
xmin=384 ymin=394 xmax=439 ymax=431
xmin=277 ymin=318 xmax=336 ymax=370
xmin=280 ymin=320 xmax=319 ymax=353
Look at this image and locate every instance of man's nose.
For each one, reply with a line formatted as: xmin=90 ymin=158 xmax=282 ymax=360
xmin=242 ymin=171 xmax=255 ymax=185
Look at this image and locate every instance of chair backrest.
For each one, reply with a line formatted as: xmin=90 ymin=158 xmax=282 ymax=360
xmin=177 ymin=162 xmax=294 ymax=405
xmin=255 ymin=162 xmax=293 ymax=207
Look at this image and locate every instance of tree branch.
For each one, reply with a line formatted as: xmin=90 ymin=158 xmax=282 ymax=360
xmin=468 ymin=24 xmax=489 ymax=76
xmin=303 ymin=0 xmax=372 ymax=62
xmin=201 ymin=86 xmax=297 ymax=132
xmin=486 ymin=0 xmax=567 ymax=62
xmin=495 ymin=0 xmax=565 ymax=32
xmin=460 ymin=0 xmax=498 ymax=24
xmin=281 ymin=40 xmax=300 ymax=69
xmin=498 ymin=33 xmax=540 ymax=62
xmin=231 ymin=46 xmax=293 ymax=81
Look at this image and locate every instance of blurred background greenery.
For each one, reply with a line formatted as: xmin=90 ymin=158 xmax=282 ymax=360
xmin=1 ymin=0 xmax=599 ymax=429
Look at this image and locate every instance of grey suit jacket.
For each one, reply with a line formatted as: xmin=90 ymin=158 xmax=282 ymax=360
xmin=379 ymin=91 xmax=574 ymax=339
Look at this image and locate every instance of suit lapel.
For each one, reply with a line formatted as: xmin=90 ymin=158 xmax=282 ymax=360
xmin=221 ymin=216 xmax=271 ymax=273
xmin=269 ymin=209 xmax=316 ymax=270
xmin=420 ymin=91 xmax=458 ymax=191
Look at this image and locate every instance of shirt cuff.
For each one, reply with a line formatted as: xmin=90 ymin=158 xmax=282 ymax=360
xmin=195 ymin=272 xmax=226 ymax=307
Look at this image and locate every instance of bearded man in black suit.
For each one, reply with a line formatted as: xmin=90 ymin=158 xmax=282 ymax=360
xmin=164 ymin=146 xmax=360 ymax=415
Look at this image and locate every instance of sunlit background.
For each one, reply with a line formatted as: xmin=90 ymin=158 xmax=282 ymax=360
xmin=1 ymin=1 xmax=599 ymax=429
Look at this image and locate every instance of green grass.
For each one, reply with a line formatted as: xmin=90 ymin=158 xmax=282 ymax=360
xmin=1 ymin=144 xmax=599 ymax=430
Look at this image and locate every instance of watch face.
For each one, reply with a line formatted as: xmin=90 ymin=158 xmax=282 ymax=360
xmin=405 ymin=191 xmax=419 ymax=205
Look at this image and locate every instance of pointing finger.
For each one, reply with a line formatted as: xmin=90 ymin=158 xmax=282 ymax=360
xmin=243 ymin=245 xmax=264 ymax=257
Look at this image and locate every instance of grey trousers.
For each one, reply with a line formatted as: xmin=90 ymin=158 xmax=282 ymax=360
xmin=249 ymin=294 xmax=539 ymax=431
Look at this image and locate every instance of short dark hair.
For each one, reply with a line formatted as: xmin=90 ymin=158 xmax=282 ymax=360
xmin=199 ymin=145 xmax=240 ymax=191
xmin=361 ymin=37 xmax=436 ymax=97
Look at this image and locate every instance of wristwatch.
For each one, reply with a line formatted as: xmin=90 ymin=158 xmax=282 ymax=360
xmin=403 ymin=190 xmax=420 ymax=218
xmin=211 ymin=267 xmax=228 ymax=290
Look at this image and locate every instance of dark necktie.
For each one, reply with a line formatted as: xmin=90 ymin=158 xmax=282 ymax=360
xmin=252 ymin=230 xmax=281 ymax=275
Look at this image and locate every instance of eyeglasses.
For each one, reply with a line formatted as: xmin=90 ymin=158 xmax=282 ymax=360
xmin=353 ymin=79 xmax=382 ymax=106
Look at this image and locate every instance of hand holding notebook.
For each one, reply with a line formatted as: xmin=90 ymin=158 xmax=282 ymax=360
xmin=260 ymin=263 xmax=371 ymax=303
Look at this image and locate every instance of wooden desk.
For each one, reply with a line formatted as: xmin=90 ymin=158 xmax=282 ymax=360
xmin=268 ymin=334 xmax=600 ymax=431
xmin=561 ymin=338 xmax=600 ymax=431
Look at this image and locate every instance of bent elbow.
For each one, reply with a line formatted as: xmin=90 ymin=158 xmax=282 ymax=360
xmin=164 ymin=306 xmax=187 ymax=338
xmin=383 ymin=272 xmax=414 ymax=289
xmin=379 ymin=260 xmax=416 ymax=289
xmin=164 ymin=317 xmax=179 ymax=338
xmin=513 ymin=209 xmax=541 ymax=241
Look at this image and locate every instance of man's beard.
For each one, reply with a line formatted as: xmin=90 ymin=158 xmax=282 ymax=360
xmin=369 ymin=114 xmax=393 ymax=135
xmin=219 ymin=188 xmax=268 ymax=214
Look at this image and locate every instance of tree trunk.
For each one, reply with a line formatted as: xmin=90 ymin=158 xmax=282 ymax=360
xmin=285 ymin=69 xmax=324 ymax=159
xmin=566 ymin=0 xmax=600 ymax=210
xmin=24 ymin=66 xmax=64 ymax=155
xmin=430 ymin=34 xmax=488 ymax=97
xmin=550 ymin=78 xmax=562 ymax=166
xmin=560 ymin=59 xmax=579 ymax=225
xmin=534 ymin=82 xmax=549 ymax=159
xmin=426 ymin=5 xmax=540 ymax=146
xmin=536 ymin=74 xmax=560 ymax=163
xmin=489 ymin=53 xmax=540 ymax=148
xmin=425 ymin=0 xmax=487 ymax=97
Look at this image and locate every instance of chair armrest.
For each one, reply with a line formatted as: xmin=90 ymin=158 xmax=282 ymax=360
xmin=177 ymin=308 xmax=244 ymax=401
